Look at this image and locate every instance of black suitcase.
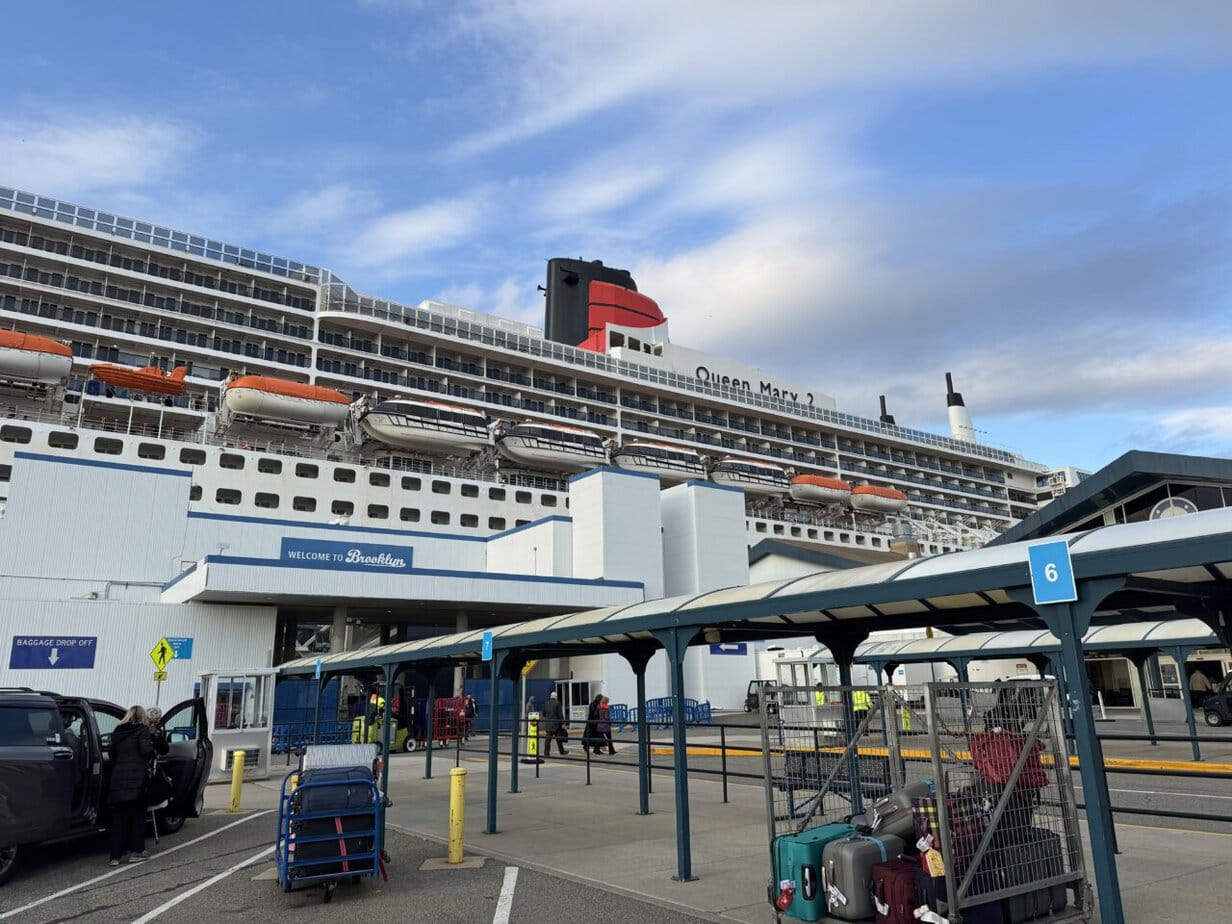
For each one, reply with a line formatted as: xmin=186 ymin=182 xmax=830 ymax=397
xmin=294 ymin=766 xmax=376 ymax=814
xmin=998 ymin=827 xmax=1069 ymax=921
xmin=290 ymin=815 xmax=375 ymax=877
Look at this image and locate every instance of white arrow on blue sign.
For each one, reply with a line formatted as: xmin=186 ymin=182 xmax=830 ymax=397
xmin=481 ymin=631 xmax=494 ymax=662
xmin=8 ymin=636 xmax=98 ymax=669
xmin=1027 ymin=539 xmax=1078 ymax=605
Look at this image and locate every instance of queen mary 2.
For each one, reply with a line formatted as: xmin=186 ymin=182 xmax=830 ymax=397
xmin=0 ymin=186 xmax=1053 ymax=560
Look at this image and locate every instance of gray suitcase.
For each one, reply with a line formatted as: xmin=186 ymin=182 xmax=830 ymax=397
xmin=850 ymin=779 xmax=934 ymax=841
xmin=821 ymin=833 xmax=905 ymax=920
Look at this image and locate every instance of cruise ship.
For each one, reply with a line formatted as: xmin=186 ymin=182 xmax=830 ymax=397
xmin=0 ymin=185 xmax=1055 ymax=559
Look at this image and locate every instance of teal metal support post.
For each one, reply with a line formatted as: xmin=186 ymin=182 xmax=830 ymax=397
xmin=620 ymin=643 xmax=657 ymax=817
xmin=426 ymin=689 xmax=436 ymax=783
xmin=312 ymin=673 xmax=327 ymax=745
xmin=507 ymin=655 xmax=526 ymax=794
xmin=1168 ymin=646 xmax=1202 ymax=761
xmin=818 ymin=629 xmax=869 ymax=818
xmin=1128 ymin=652 xmax=1158 ymax=746
xmin=1024 ymin=580 xmax=1125 ymax=924
xmin=379 ymin=663 xmax=397 ymax=841
xmin=651 ymin=627 xmax=696 ymax=881
xmin=486 ymin=649 xmax=507 ymax=835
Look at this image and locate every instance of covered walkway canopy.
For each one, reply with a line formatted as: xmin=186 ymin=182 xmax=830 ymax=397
xmin=280 ymin=507 xmax=1232 ymax=924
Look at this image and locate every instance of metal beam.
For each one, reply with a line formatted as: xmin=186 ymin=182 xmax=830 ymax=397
xmin=486 ymin=649 xmax=507 ymax=835
xmin=650 ymin=627 xmax=697 ymax=882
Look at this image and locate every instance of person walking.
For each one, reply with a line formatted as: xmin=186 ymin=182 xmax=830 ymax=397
xmin=583 ymin=693 xmax=602 ymax=753
xmin=107 ymin=705 xmax=155 ymax=865
xmin=596 ymin=695 xmax=616 ymax=755
xmin=541 ymin=692 xmax=569 ymax=756
xmin=1190 ymin=667 xmax=1213 ymax=709
xmin=464 ymin=693 xmax=478 ymax=741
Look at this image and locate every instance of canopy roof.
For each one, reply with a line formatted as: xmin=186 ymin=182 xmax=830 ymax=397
xmin=280 ymin=506 xmax=1232 ymax=677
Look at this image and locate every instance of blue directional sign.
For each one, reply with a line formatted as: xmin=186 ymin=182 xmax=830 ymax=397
xmin=1028 ymin=540 xmax=1078 ymax=605
xmin=709 ymin=643 xmax=748 ymax=656
xmin=481 ymin=630 xmax=494 ymax=662
xmin=9 ymin=636 xmax=98 ymax=669
xmin=166 ymin=637 xmax=193 ymax=659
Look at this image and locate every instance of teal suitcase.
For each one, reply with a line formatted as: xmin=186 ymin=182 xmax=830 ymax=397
xmin=772 ymin=824 xmax=856 ymax=922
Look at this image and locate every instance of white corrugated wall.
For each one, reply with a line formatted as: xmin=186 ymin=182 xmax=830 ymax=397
xmin=0 ymin=455 xmax=191 ymax=583
xmin=0 ymin=597 xmax=275 ymax=708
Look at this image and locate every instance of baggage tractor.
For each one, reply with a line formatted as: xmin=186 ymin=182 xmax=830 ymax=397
xmin=771 ymin=824 xmax=856 ymax=922
xmin=821 ymin=833 xmax=906 ymax=920
xmin=998 ymin=827 xmax=1069 ymax=921
xmin=850 ymin=779 xmax=934 ymax=841
xmin=870 ymin=857 xmax=922 ymax=924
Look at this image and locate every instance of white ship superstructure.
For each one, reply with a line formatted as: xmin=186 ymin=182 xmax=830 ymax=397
xmin=0 ymin=186 xmax=1049 ymax=558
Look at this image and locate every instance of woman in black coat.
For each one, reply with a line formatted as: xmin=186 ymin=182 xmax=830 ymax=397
xmin=107 ymin=705 xmax=155 ymax=865
xmin=582 ymin=694 xmax=602 ymax=753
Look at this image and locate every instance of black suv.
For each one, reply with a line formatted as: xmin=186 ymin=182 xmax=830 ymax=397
xmin=0 ymin=689 xmax=212 ymax=885
xmin=1204 ymin=677 xmax=1231 ymax=727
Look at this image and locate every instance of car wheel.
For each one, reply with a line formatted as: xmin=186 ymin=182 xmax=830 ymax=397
xmin=1205 ymin=711 xmax=1225 ymax=727
xmin=0 ymin=844 xmax=20 ymax=886
xmin=157 ymin=812 xmax=186 ymax=834
xmin=402 ymin=737 xmax=418 ymax=753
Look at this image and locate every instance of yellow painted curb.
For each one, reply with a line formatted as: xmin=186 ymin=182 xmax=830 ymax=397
xmin=647 ymin=745 xmax=1232 ymax=775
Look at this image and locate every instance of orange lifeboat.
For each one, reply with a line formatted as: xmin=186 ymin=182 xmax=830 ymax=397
xmin=223 ymin=375 xmax=349 ymax=425
xmin=90 ymin=363 xmax=188 ymax=395
xmin=850 ymin=485 xmax=908 ymax=513
xmin=0 ymin=330 xmax=73 ymax=383
xmin=789 ymin=474 xmax=852 ymax=505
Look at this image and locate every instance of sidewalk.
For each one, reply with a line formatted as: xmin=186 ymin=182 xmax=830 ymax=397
xmin=212 ymin=744 xmax=1232 ymax=923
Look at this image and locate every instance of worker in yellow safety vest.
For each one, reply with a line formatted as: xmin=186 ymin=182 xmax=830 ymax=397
xmin=852 ymin=689 xmax=872 ymax=716
xmin=814 ymin=685 xmax=825 ymax=706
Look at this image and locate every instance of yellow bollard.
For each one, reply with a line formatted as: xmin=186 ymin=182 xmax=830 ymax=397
xmin=448 ymin=767 xmax=467 ymax=864
xmin=229 ymin=750 xmax=245 ymax=813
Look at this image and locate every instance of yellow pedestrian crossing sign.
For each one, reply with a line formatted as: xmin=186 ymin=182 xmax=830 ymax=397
xmin=150 ymin=638 xmax=175 ymax=671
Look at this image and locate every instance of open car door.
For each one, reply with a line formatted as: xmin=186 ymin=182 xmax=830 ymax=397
xmin=157 ymin=698 xmax=213 ymax=825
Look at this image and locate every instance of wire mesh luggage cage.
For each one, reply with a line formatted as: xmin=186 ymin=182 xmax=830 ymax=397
xmin=762 ymin=681 xmax=1093 ymax=923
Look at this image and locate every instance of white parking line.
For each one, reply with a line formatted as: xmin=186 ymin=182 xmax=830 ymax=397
xmin=0 ymin=810 xmax=273 ymax=921
xmin=131 ymin=844 xmax=274 ymax=923
xmin=493 ymin=865 xmax=518 ymax=924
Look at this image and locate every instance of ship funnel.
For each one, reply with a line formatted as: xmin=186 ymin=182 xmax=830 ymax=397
xmin=543 ymin=257 xmax=638 ymax=347
xmin=945 ymin=371 xmax=977 ymax=443
xmin=878 ymin=395 xmax=896 ymax=426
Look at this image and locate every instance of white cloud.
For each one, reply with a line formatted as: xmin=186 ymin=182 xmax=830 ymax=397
xmin=347 ymin=194 xmax=487 ymax=269
xmin=268 ymin=183 xmax=380 ymax=236
xmin=0 ymin=114 xmax=197 ymax=199
xmin=449 ymin=1 xmax=1232 ymax=154
xmin=437 ymin=276 xmax=543 ymax=327
xmin=1152 ymin=407 xmax=1232 ymax=456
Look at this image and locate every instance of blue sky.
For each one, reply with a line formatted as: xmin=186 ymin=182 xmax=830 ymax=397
xmin=3 ymin=1 xmax=1231 ymax=472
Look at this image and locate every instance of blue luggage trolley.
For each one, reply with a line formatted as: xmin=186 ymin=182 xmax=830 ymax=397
xmin=276 ymin=745 xmax=385 ymax=903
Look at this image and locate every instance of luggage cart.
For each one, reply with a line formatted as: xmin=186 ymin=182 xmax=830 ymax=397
xmin=761 ymin=682 xmax=1092 ymax=923
xmin=276 ymin=744 xmax=385 ymax=903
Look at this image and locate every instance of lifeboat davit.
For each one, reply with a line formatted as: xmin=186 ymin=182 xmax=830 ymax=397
xmin=223 ymin=375 xmax=349 ymax=425
xmin=611 ymin=441 xmax=706 ymax=483
xmin=0 ymin=330 xmax=73 ymax=383
xmin=850 ymin=485 xmax=908 ymax=513
xmin=360 ymin=398 xmax=490 ymax=453
xmin=495 ymin=421 xmax=606 ymax=471
xmin=789 ymin=474 xmax=852 ymax=505
xmin=90 ymin=363 xmax=188 ymax=395
xmin=709 ymin=457 xmax=789 ymax=496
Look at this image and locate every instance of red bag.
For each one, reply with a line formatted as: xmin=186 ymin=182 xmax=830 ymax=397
xmin=969 ymin=730 xmax=1047 ymax=789
xmin=870 ymin=857 xmax=921 ymax=924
